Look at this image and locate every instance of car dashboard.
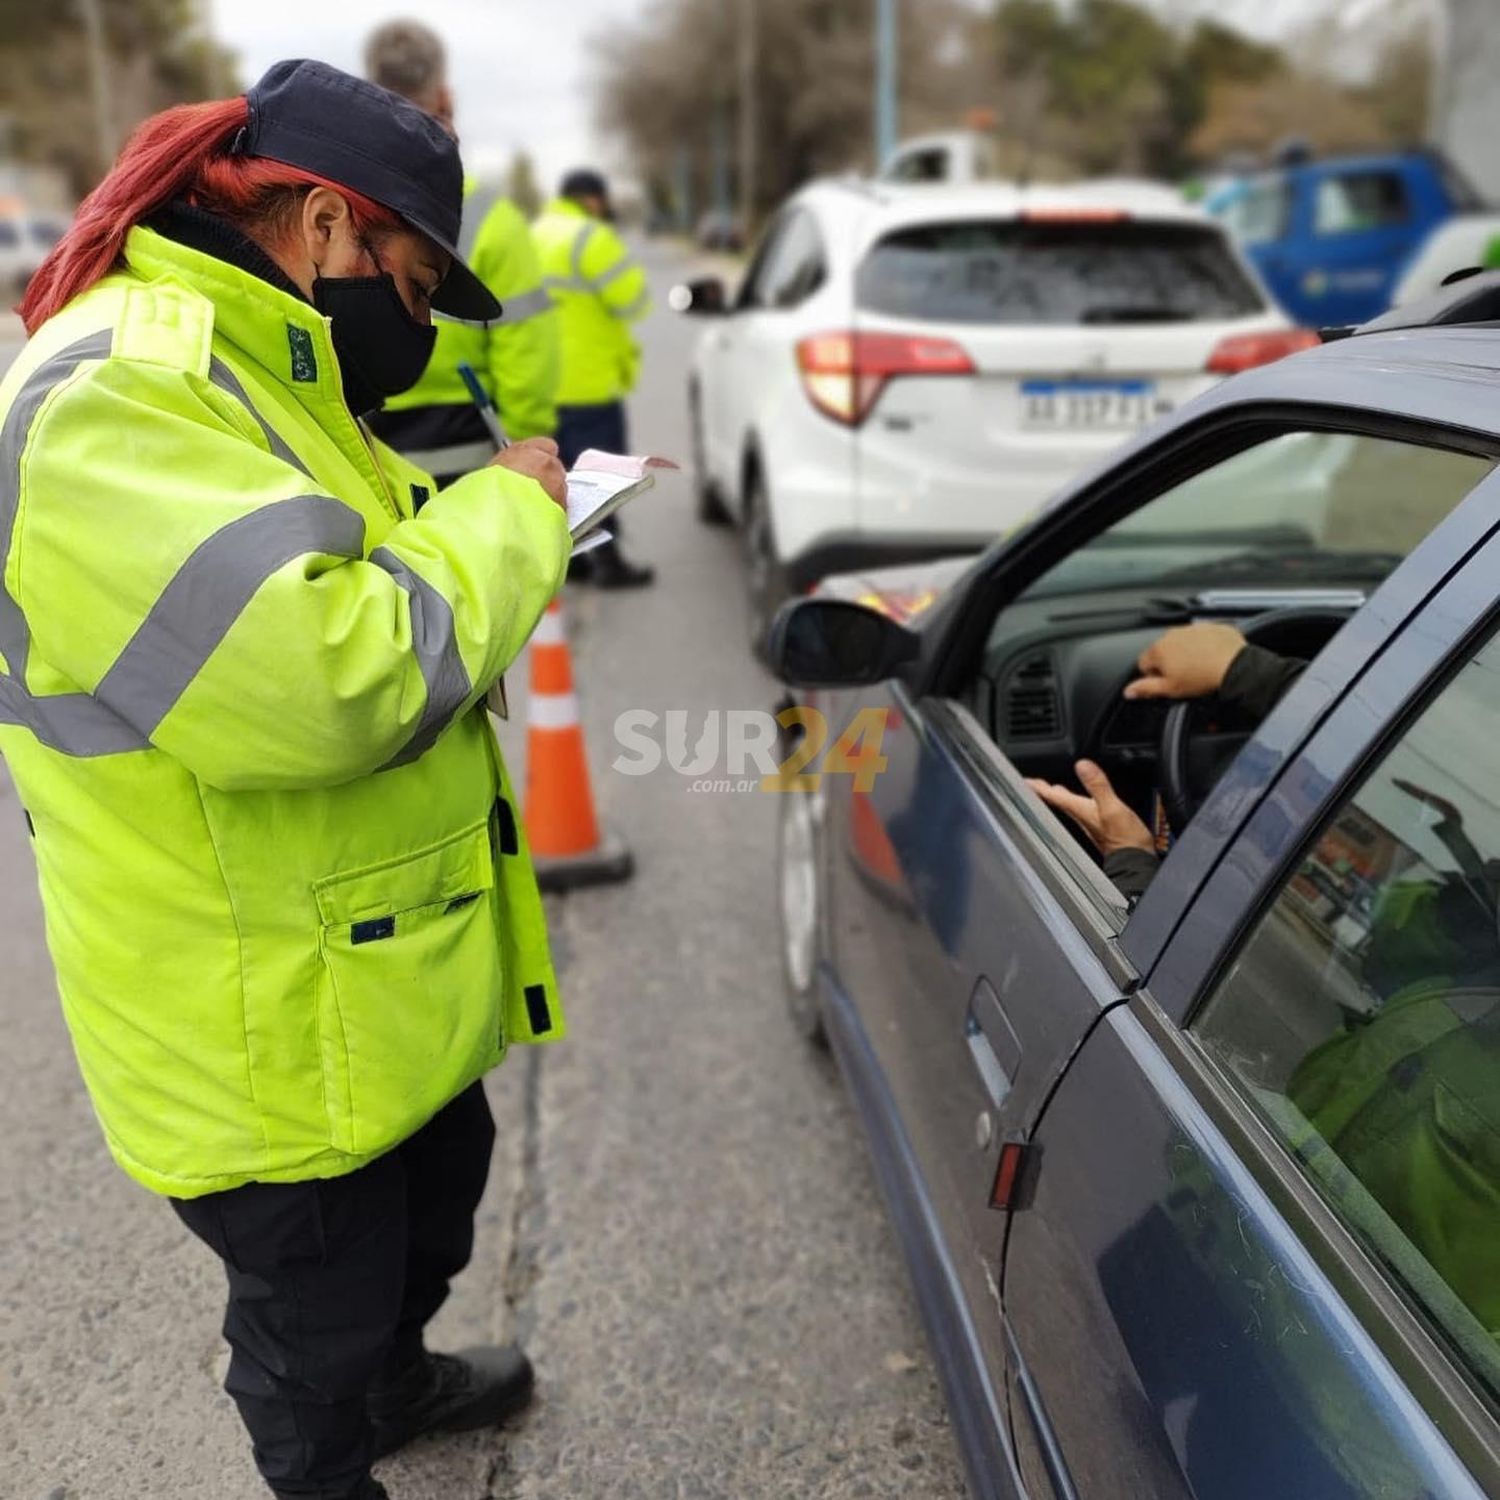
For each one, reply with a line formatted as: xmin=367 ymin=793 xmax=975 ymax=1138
xmin=969 ymin=588 xmax=1363 ymax=805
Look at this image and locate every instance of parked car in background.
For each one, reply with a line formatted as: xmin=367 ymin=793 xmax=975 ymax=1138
xmin=695 ymin=208 xmax=744 ymax=252
xmin=675 ymin=177 xmax=1310 ymax=648
xmin=1208 ymin=148 xmax=1484 ymax=327
xmin=0 ymin=203 xmax=66 ymax=299
xmin=879 ymin=130 xmax=1002 ymax=185
xmin=768 ymin=271 xmax=1500 ymax=1500
xmin=1393 ymin=211 xmax=1500 ymax=305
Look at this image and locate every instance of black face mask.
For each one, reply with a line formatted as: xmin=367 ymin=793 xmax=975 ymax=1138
xmin=312 ymin=263 xmax=436 ymax=417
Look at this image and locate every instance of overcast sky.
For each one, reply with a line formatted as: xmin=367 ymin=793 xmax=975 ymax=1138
xmin=207 ymin=0 xmax=1397 ymax=192
xmin=208 ymin=0 xmax=629 ymax=192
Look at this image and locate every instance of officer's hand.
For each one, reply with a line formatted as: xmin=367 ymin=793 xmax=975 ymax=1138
xmin=1026 ymin=760 xmax=1155 ymax=857
xmin=490 ymin=437 xmax=566 ymax=510
xmin=1125 ymin=622 xmax=1246 ymax=701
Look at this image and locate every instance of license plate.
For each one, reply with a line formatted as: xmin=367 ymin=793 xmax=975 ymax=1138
xmin=1020 ymin=379 xmax=1169 ymax=431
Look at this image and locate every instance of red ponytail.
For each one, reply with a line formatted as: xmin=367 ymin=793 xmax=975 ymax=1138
xmin=20 ymin=96 xmax=400 ymax=335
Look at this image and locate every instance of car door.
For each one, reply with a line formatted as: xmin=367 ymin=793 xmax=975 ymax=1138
xmin=702 ymin=207 xmax=826 ymax=493
xmin=1002 ymin=523 xmax=1500 ymax=1499
xmin=1305 ymin=166 xmax=1419 ymax=327
xmin=822 ymin=412 xmax=1500 ymax=1492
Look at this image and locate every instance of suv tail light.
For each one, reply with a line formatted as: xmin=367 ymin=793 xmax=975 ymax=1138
xmin=795 ymin=331 xmax=975 ymax=426
xmin=1206 ymin=328 xmax=1320 ymax=375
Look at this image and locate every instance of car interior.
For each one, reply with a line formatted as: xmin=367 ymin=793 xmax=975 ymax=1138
xmin=962 ymin=429 xmax=1497 ymax=860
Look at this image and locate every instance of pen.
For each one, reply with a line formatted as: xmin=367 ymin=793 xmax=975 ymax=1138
xmin=457 ymin=362 xmax=510 ymax=451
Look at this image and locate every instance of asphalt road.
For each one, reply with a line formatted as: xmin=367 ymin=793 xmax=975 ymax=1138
xmin=0 ymin=240 xmax=969 ymax=1498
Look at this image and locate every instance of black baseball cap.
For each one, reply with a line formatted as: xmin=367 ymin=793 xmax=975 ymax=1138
xmin=235 ymin=59 xmax=500 ymax=323
xmin=560 ymin=168 xmax=611 ymax=205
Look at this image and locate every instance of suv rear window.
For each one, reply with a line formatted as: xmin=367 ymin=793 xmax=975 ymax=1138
xmin=856 ymin=219 xmax=1265 ymax=326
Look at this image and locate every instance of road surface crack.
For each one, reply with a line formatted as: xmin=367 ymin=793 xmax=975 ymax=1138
xmin=501 ymin=1043 xmax=547 ymax=1343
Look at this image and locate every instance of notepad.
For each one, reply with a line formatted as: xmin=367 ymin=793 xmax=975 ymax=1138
xmin=566 ymin=449 xmax=679 ymax=545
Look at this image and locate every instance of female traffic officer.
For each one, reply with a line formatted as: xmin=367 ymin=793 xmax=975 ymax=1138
xmin=5 ymin=60 xmax=569 ymax=1500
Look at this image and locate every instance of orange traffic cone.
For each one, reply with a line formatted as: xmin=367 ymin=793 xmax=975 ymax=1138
xmin=523 ymin=599 xmax=633 ymax=892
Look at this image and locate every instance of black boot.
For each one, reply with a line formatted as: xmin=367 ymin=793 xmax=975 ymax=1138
xmin=590 ymin=539 xmax=655 ymax=590
xmin=367 ymin=1345 xmax=535 ymax=1459
xmin=279 ymin=1479 xmax=387 ymax=1500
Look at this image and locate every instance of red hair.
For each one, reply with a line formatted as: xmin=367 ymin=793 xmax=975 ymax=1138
xmin=20 ymin=96 xmax=401 ymax=334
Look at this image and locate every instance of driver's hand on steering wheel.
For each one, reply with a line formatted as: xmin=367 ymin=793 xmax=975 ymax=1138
xmin=1027 ymin=760 xmax=1156 ymax=858
xmin=1124 ymin=622 xmax=1247 ymax=701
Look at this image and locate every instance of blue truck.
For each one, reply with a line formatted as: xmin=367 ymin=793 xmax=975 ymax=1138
xmin=1207 ymin=148 xmax=1486 ymax=327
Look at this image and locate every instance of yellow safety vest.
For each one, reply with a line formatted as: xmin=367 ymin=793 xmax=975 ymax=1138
xmin=533 ymin=196 xmax=650 ymax=406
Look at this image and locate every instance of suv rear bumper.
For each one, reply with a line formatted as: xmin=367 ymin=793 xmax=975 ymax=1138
xmin=786 ymin=533 xmax=992 ymax=593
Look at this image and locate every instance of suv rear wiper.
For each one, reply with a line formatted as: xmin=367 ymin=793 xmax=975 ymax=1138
xmin=1080 ymin=305 xmax=1191 ymax=324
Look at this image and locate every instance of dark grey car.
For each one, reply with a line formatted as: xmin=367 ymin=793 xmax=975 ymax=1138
xmin=770 ymin=278 xmax=1500 ymax=1499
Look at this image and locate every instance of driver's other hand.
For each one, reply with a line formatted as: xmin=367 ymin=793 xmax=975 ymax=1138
xmin=1026 ymin=760 xmax=1155 ymax=858
xmin=1125 ymin=622 xmax=1247 ymax=701
xmin=489 ymin=436 xmax=566 ymax=510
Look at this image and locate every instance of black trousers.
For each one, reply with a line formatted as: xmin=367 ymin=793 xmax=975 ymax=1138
xmin=556 ymin=400 xmax=634 ymax=552
xmin=171 ymin=1082 xmax=496 ymax=1500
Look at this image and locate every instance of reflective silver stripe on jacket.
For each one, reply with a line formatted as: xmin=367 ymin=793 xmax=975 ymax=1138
xmin=209 ymin=357 xmax=311 ymax=476
xmin=541 ymin=221 xmax=640 ymax=299
xmin=92 ymin=498 xmax=365 ymax=735
xmin=0 ymin=334 xmax=368 ymax=758
xmin=370 ymin=547 xmax=473 ymax=768
xmin=435 ymin=284 xmax=554 ymax=331
xmin=609 ymin=286 xmax=650 ymax=320
xmin=495 ymin=285 xmax=554 ymax=324
xmin=401 ymin=439 xmax=497 ymax=476
xmin=0 ymin=329 xmax=149 ymax=755
xmin=458 ymin=182 xmax=506 ymax=261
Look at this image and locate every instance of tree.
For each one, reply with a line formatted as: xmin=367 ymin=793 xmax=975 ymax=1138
xmin=590 ymin=0 xmax=981 ymax=231
xmin=0 ymin=0 xmax=238 ymax=200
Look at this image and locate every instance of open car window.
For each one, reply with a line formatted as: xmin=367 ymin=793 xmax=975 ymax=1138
xmin=958 ymin=429 xmax=1496 ymax=923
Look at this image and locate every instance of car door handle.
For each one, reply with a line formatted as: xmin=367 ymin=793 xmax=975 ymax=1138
xmin=965 ymin=976 xmax=1022 ymax=1109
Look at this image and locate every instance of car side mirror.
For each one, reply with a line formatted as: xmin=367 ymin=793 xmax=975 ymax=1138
xmin=668 ymin=276 xmax=728 ymax=315
xmin=767 ymin=598 xmax=920 ymax=688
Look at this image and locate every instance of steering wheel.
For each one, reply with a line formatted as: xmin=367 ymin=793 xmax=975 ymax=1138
xmin=1158 ymin=608 xmax=1352 ymax=835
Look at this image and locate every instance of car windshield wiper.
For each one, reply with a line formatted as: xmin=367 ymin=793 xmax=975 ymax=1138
xmin=1154 ymin=549 xmax=1404 ymax=587
xmin=1079 ymin=305 xmax=1192 ymax=324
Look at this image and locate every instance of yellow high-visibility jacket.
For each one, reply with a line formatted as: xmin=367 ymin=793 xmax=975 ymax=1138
xmin=0 ymin=224 xmax=570 ymax=1199
xmin=373 ymin=181 xmax=560 ymax=476
xmin=533 ymin=196 xmax=650 ymax=406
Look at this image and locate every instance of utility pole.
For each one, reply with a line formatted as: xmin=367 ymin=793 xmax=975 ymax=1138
xmin=737 ymin=0 xmax=757 ymax=236
xmin=712 ymin=0 xmax=733 ymax=222
xmin=874 ymin=0 xmax=899 ymax=170
xmin=78 ymin=0 xmax=117 ymax=176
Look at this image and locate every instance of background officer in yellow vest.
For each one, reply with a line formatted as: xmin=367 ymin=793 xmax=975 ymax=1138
xmin=362 ymin=21 xmax=560 ymax=484
xmin=535 ymin=170 xmax=656 ymax=589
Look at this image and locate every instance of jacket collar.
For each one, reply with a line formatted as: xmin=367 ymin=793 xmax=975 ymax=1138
xmin=121 ymin=223 xmax=344 ymax=413
xmin=543 ymin=196 xmax=588 ymax=221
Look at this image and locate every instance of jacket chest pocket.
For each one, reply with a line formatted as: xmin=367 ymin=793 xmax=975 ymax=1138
xmin=313 ymin=819 xmax=505 ymax=1157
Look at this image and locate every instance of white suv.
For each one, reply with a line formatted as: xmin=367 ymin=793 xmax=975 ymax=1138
xmin=677 ymin=179 xmax=1311 ymax=645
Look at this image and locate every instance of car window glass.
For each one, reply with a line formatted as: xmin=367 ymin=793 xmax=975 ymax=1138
xmin=28 ymin=220 xmax=62 ymax=249
xmin=0 ymin=221 xmax=18 ymax=249
xmin=1192 ymin=626 xmax=1500 ymax=1400
xmin=1315 ymin=172 xmax=1410 ymax=235
xmin=888 ymin=149 xmax=947 ymax=183
xmin=744 ymin=209 xmax=825 ymax=310
xmin=736 ymin=216 xmax=790 ymax=311
xmin=1008 ymin=433 xmax=1493 ymax=610
xmin=857 ymin=220 xmax=1264 ymax=325
xmin=1219 ymin=180 xmax=1290 ymax=245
